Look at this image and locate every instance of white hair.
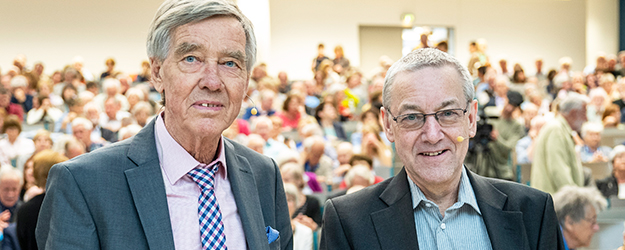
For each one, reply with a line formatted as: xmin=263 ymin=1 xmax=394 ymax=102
xmin=250 ymin=115 xmax=273 ymax=132
xmin=0 ymin=166 xmax=24 ymax=187
xmin=344 ymin=164 xmax=374 ymax=188
xmin=302 ymin=136 xmax=325 ymax=153
xmin=610 ymin=145 xmax=625 ymax=163
xmin=102 ymin=78 xmax=121 ymax=91
xmin=72 ymin=117 xmax=93 ymax=131
xmin=10 ymin=75 xmax=28 ymax=88
xmin=553 ymin=186 xmax=606 ymax=226
xmin=118 ymin=124 xmax=143 ymax=141
xmin=581 ymin=122 xmax=604 ymax=138
xmin=126 ymin=87 xmax=145 ymax=100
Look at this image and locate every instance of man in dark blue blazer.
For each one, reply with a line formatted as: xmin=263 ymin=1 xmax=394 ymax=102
xmin=35 ymin=0 xmax=292 ymax=249
xmin=320 ymin=48 xmax=564 ymax=250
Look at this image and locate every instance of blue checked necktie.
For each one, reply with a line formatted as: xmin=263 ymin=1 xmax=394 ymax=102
xmin=187 ymin=164 xmax=228 ymax=250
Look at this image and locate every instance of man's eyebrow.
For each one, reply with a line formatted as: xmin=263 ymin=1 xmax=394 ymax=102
xmin=222 ymin=50 xmax=246 ymax=64
xmin=174 ymin=42 xmax=203 ymax=57
xmin=397 ymin=99 xmax=460 ymax=114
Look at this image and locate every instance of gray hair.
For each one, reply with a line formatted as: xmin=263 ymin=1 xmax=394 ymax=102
xmin=610 ymin=145 xmax=625 ymax=164
xmin=146 ymin=0 xmax=257 ymax=72
xmin=283 ymin=182 xmax=300 ymax=205
xmin=344 ymin=164 xmax=374 ymax=188
xmin=250 ymin=115 xmax=272 ymax=132
xmin=382 ymin=48 xmax=474 ymax=110
xmin=553 ymin=185 xmax=607 ymax=226
xmin=558 ymin=92 xmax=589 ymax=115
xmin=102 ymin=78 xmax=121 ymax=91
xmin=581 ymin=122 xmax=603 ymax=139
xmin=0 ymin=166 xmax=24 ymax=187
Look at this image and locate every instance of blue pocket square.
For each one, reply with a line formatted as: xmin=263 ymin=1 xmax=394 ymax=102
xmin=265 ymin=226 xmax=279 ymax=244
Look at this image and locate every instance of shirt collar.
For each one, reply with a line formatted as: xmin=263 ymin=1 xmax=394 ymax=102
xmin=154 ymin=113 xmax=227 ymax=185
xmin=408 ymin=166 xmax=481 ymax=214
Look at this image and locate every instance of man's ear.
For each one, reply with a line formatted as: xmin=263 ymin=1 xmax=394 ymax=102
xmin=150 ymin=57 xmax=164 ymax=93
xmin=468 ymin=100 xmax=478 ymax=138
xmin=381 ymin=107 xmax=395 ymax=143
xmin=563 ymin=215 xmax=575 ymax=231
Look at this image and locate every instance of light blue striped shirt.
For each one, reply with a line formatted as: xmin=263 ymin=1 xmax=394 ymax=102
xmin=408 ymin=167 xmax=493 ymax=249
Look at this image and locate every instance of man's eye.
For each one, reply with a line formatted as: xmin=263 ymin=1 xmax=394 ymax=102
xmin=441 ymin=110 xmax=454 ymax=117
xmin=184 ymin=56 xmax=197 ymax=63
xmin=225 ymin=61 xmax=236 ymax=67
xmin=405 ymin=114 xmax=418 ymax=121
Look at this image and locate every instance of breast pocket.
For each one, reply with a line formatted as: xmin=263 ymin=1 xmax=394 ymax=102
xmin=268 ymin=235 xmax=281 ymax=250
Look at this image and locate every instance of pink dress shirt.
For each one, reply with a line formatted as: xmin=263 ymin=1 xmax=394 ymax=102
xmin=154 ymin=114 xmax=247 ymax=249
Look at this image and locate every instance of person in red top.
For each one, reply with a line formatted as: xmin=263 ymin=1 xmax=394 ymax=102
xmin=338 ymin=154 xmax=384 ymax=189
xmin=0 ymin=88 xmax=24 ymax=121
xmin=278 ymin=94 xmax=303 ymax=131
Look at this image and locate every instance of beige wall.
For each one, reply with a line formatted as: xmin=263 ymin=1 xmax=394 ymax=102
xmin=0 ymin=0 xmax=614 ymax=81
xmin=269 ymin=0 xmax=588 ymax=80
xmin=0 ymin=0 xmax=163 ymax=77
xmin=586 ymin=0 xmax=619 ymax=66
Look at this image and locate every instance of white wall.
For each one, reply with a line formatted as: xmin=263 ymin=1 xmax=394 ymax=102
xmin=586 ymin=0 xmax=619 ymax=66
xmin=269 ymin=0 xmax=588 ymax=80
xmin=0 ymin=0 xmax=616 ymax=82
xmin=0 ymin=0 xmax=163 ymax=77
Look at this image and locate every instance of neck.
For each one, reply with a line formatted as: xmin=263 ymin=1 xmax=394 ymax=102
xmin=163 ymin=112 xmax=219 ymax=164
xmin=562 ymin=229 xmax=581 ymax=249
xmin=321 ymin=119 xmax=333 ymax=127
xmin=410 ymin=174 xmax=461 ymax=217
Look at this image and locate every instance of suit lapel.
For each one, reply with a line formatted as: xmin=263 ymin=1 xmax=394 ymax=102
xmin=371 ymin=168 xmax=419 ymax=250
xmin=124 ymin=119 xmax=175 ymax=250
xmin=467 ymin=170 xmax=528 ymax=250
xmin=223 ymin=139 xmax=268 ymax=250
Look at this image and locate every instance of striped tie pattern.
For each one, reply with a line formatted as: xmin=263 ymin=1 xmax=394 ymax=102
xmin=187 ymin=164 xmax=228 ymax=250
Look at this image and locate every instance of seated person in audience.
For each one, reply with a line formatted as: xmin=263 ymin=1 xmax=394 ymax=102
xmin=131 ymin=101 xmax=155 ymax=127
xmin=26 ymin=96 xmax=63 ymax=126
xmin=337 ymin=154 xmax=384 ymax=190
xmin=359 ymin=123 xmax=392 ymax=169
xmin=117 ymin=124 xmax=142 ymax=141
xmin=602 ymin=104 xmax=624 ymax=129
xmin=553 ymin=186 xmax=606 ymax=250
xmin=0 ymin=167 xmax=23 ymax=222
xmin=10 ymin=75 xmax=34 ymax=113
xmin=333 ymin=142 xmax=354 ymax=179
xmin=245 ymin=134 xmax=265 ymax=154
xmin=54 ymin=97 xmax=84 ymax=134
xmin=251 ymin=116 xmax=292 ymax=161
xmin=125 ymin=87 xmax=145 ymax=112
xmin=284 ymin=183 xmax=313 ymax=250
xmin=92 ymin=78 xmax=130 ymax=112
xmin=280 ymin=162 xmax=322 ymax=230
xmin=596 ymin=145 xmax=625 ymax=199
xmin=516 ymin=116 xmax=548 ymax=165
xmin=314 ymin=101 xmax=347 ymax=142
xmin=351 ymin=109 xmax=391 ymax=151
xmin=99 ymin=97 xmax=131 ymax=132
xmin=301 ymin=136 xmax=334 ymax=185
xmin=0 ymin=88 xmax=24 ymax=121
xmin=16 ymin=150 xmax=68 ymax=250
xmin=0 ymin=116 xmax=34 ymax=167
xmin=577 ymin=122 xmax=612 ymax=163
xmin=343 ymin=164 xmax=376 ymax=194
xmin=242 ymin=89 xmax=276 ymax=120
xmin=16 ymin=129 xmax=53 ymax=173
xmin=83 ymin=101 xmax=117 ymax=143
xmin=278 ymin=94 xmax=305 ymax=131
xmin=63 ymin=138 xmax=85 ymax=159
xmin=72 ymin=117 xmax=104 ymax=153
xmin=20 ymin=156 xmax=42 ymax=202
xmin=520 ymin=102 xmax=539 ymax=133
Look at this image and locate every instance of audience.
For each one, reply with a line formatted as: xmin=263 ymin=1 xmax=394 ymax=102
xmin=0 ymin=167 xmax=23 ymax=222
xmin=4 ymin=41 xmax=625 ymax=248
xmin=284 ymin=182 xmax=314 ymax=250
xmin=16 ymin=149 xmax=68 ymax=250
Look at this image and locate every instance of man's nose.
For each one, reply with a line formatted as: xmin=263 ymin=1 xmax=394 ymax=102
xmin=199 ymin=63 xmax=223 ymax=91
xmin=421 ymin=116 xmax=444 ymax=144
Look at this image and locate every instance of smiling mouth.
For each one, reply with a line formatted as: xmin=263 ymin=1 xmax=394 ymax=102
xmin=420 ymin=150 xmax=448 ymax=156
xmin=198 ymin=103 xmax=222 ymax=108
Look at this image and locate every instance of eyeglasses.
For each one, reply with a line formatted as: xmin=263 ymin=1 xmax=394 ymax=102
xmin=387 ymin=102 xmax=470 ymax=130
xmin=582 ymin=216 xmax=598 ymax=226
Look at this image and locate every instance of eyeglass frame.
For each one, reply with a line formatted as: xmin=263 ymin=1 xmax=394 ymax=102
xmin=386 ymin=101 xmax=471 ymax=130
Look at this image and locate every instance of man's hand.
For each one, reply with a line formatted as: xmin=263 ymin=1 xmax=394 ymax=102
xmin=590 ymin=151 xmax=608 ymax=163
xmin=0 ymin=209 xmax=11 ymax=233
xmin=294 ymin=214 xmax=318 ymax=231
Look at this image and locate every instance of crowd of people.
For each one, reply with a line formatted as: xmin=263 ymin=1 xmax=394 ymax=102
xmin=1 ymin=34 xmax=625 ymax=249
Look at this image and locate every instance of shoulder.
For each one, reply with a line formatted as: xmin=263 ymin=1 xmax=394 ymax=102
xmin=328 ymin=177 xmax=392 ymax=214
xmin=476 ymin=175 xmax=552 ymax=207
xmin=57 ymin=137 xmax=135 ymax=175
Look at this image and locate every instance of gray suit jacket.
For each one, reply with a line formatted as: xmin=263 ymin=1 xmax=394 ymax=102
xmin=35 ymin=119 xmax=293 ymax=250
xmin=320 ymin=167 xmax=564 ymax=250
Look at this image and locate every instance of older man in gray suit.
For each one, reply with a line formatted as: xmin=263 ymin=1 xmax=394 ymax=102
xmin=35 ymin=0 xmax=292 ymax=249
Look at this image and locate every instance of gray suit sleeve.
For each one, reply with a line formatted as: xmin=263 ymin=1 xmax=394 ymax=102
xmin=320 ymin=199 xmax=351 ymax=250
xmin=36 ymin=164 xmax=100 ymax=249
xmin=273 ymin=160 xmax=294 ymax=250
